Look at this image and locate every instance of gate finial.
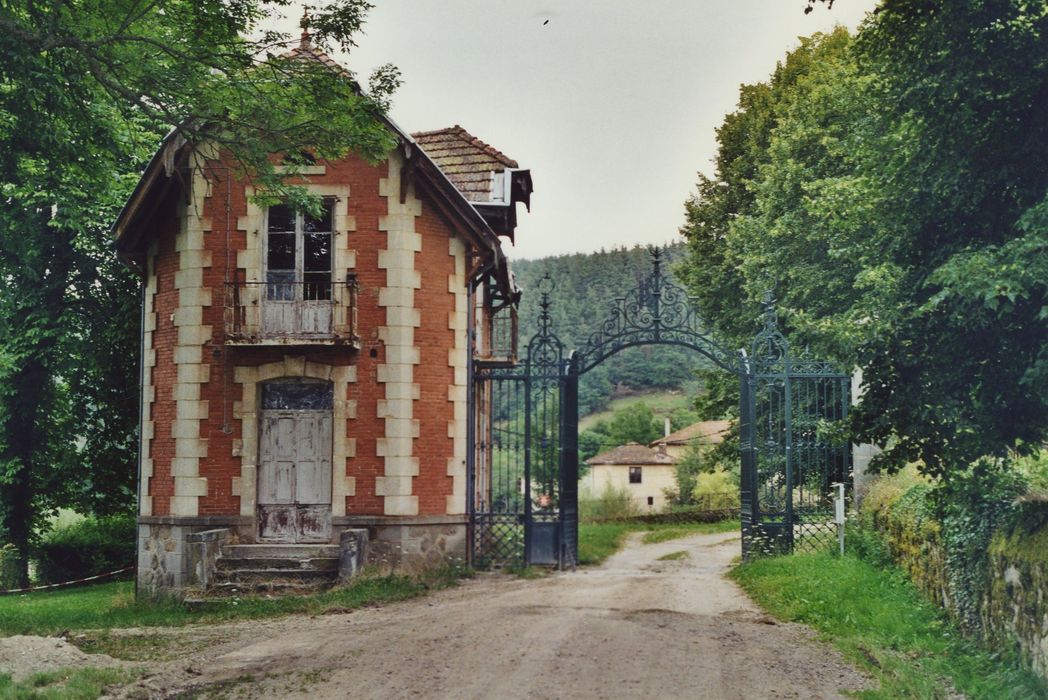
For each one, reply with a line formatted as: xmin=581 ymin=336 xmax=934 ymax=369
xmin=760 ymin=290 xmax=778 ymax=332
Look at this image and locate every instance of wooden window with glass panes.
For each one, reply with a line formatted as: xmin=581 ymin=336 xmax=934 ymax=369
xmin=265 ymin=202 xmax=333 ymax=301
xmin=262 ymin=201 xmax=335 ymax=336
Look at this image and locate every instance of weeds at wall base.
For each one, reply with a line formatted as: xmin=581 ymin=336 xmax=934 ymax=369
xmin=732 ymin=550 xmax=1048 ymax=700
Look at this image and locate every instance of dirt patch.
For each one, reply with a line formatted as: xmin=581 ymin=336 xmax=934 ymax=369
xmin=0 ymin=635 xmax=126 ymax=681
xmin=93 ymin=531 xmax=871 ymax=699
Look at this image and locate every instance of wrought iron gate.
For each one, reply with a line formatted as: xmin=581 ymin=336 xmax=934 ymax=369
xmin=469 ymin=284 xmax=574 ymax=568
xmin=469 ymin=249 xmax=852 ymax=568
xmin=739 ymin=297 xmax=851 ymax=557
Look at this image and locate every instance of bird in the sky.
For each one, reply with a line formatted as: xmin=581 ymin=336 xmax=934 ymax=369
xmin=543 ymin=19 xmax=550 ymax=25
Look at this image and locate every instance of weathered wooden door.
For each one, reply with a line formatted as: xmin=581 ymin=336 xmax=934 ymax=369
xmin=258 ymin=381 xmax=333 ymax=542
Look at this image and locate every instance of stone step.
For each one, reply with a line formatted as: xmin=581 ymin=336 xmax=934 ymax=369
xmin=221 ymin=543 xmax=340 ymax=559
xmin=215 ymin=556 xmax=338 ymax=572
xmin=213 ymin=568 xmax=337 ymax=584
xmin=206 ymin=580 xmax=328 ymax=597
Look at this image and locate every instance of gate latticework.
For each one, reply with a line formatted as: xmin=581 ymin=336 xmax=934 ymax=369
xmin=469 ymin=249 xmax=852 ymax=569
xmin=739 ymin=296 xmax=851 ymax=557
xmin=470 ymin=280 xmax=573 ymax=568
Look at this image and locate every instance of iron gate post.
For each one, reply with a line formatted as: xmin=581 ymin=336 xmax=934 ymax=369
xmin=559 ymin=353 xmax=580 ymax=570
xmin=523 ymin=357 xmax=532 ymax=567
xmin=738 ymin=353 xmax=756 ymax=560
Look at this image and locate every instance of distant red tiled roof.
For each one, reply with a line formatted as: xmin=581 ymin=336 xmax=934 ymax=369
xmin=586 ymin=442 xmax=676 ymax=466
xmin=652 ymin=420 xmax=731 ymax=447
xmin=412 ymin=126 xmax=518 ymax=203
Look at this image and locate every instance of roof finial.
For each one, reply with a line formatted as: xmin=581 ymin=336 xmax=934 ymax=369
xmin=299 ymin=8 xmax=312 ymax=51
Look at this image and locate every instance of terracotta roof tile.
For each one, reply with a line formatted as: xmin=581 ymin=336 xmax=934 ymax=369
xmin=586 ymin=442 xmax=676 ymax=466
xmin=651 ymin=420 xmax=731 ymax=447
xmin=412 ymin=126 xmax=518 ymax=203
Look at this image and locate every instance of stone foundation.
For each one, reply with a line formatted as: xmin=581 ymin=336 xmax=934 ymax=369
xmin=137 ymin=516 xmax=467 ymax=597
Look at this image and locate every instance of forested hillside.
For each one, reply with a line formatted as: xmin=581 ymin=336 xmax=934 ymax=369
xmin=510 ymin=243 xmax=713 ymax=415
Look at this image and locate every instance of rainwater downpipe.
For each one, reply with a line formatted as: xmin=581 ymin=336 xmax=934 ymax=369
xmin=465 ymin=256 xmax=496 ymax=564
xmin=134 ymin=266 xmax=146 ymax=598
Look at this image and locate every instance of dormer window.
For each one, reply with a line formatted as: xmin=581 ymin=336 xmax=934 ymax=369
xmin=266 ymin=202 xmax=333 ymax=301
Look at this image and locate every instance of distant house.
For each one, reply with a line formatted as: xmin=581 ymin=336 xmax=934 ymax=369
xmin=581 ymin=420 xmax=732 ymax=512
xmin=582 ymin=442 xmax=676 ymax=512
xmin=653 ymin=419 xmax=730 ymax=461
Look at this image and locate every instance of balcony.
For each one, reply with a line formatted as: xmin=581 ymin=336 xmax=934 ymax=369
xmin=475 ymin=301 xmax=518 ymax=366
xmin=225 ymin=274 xmax=359 ymax=347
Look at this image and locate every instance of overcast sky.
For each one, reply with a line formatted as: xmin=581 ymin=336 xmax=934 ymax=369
xmin=282 ymin=1 xmax=879 ymax=260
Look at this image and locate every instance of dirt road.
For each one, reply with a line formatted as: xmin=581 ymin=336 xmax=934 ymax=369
xmin=107 ymin=531 xmax=868 ymax=699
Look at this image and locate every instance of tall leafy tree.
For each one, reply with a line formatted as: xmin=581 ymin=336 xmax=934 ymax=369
xmin=0 ymin=0 xmax=399 ymax=583
xmin=679 ymin=3 xmax=1048 ymax=479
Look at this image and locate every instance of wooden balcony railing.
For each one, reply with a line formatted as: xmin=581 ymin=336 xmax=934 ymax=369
xmin=225 ymin=273 xmax=359 ymax=346
xmin=475 ymin=302 xmax=518 ymax=365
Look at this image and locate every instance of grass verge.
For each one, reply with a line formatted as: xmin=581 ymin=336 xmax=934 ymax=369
xmin=731 ymin=551 xmax=1048 ymax=700
xmin=0 ymin=667 xmax=135 ymax=700
xmin=0 ymin=565 xmax=468 ymax=642
xmin=578 ymin=519 xmax=739 ymax=565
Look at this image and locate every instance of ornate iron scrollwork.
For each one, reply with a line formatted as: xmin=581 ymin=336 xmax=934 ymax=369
xmin=574 ymin=247 xmax=736 ymax=374
xmin=527 ymin=273 xmax=566 ymax=380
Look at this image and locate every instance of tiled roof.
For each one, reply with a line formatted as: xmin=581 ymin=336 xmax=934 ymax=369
xmin=652 ymin=420 xmax=732 ymax=447
xmin=586 ymin=442 xmax=676 ymax=466
xmin=412 ymin=126 xmax=518 ymax=203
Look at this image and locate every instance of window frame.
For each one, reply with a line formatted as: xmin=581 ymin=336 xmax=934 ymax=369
xmin=629 ymin=466 xmax=642 ymax=484
xmin=264 ymin=201 xmax=335 ymax=302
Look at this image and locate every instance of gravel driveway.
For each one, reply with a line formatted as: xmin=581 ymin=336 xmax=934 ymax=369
xmin=94 ymin=530 xmax=870 ymax=699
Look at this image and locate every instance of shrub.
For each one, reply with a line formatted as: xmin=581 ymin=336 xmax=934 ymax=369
xmin=1013 ymin=447 xmax=1048 ymax=497
xmin=0 ymin=545 xmax=21 ymax=590
xmin=935 ymin=457 xmax=1026 ymax=634
xmin=580 ymin=482 xmax=640 ymax=522
xmin=692 ymin=468 xmax=740 ymax=510
xmin=34 ymin=513 xmax=135 ymax=584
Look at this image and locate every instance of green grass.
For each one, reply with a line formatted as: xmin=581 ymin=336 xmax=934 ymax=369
xmin=732 ymin=552 xmax=1048 ymax=700
xmin=578 ymin=389 xmax=694 ymax=431
xmin=0 ymin=667 xmax=136 ymax=700
xmin=0 ymin=565 xmax=468 ymax=642
xmin=656 ymin=550 xmax=688 ymax=561
xmin=578 ymin=519 xmax=739 ymax=565
xmin=641 ymin=521 xmax=737 ymax=544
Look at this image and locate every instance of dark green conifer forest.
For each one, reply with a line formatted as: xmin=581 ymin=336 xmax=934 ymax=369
xmin=512 ymin=244 xmax=719 ymax=415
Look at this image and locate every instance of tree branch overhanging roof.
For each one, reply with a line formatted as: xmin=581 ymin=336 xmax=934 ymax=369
xmin=111 ymin=42 xmax=526 ymax=295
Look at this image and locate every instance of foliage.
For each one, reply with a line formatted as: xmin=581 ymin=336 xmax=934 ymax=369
xmin=513 ymin=244 xmax=716 ymax=415
xmin=692 ymin=469 xmax=740 ymax=510
xmin=33 ymin=513 xmax=136 ymax=585
xmin=1012 ymin=448 xmax=1048 ymax=497
xmin=0 ymin=0 xmax=399 ymax=584
xmin=860 ymin=462 xmax=1032 ymax=639
xmin=732 ymin=551 xmax=1048 ymax=700
xmin=671 ymin=435 xmax=738 ymax=506
xmin=579 ymin=401 xmax=666 ymax=462
xmin=0 ymin=544 xmax=20 ymax=590
xmin=0 ymin=667 xmax=137 ymax=700
xmin=679 ymin=4 xmax=1048 ymax=481
xmin=0 ymin=566 xmax=468 ymax=637
xmin=934 ymin=458 xmax=1027 ymax=633
xmin=579 ymin=482 xmax=640 ymax=523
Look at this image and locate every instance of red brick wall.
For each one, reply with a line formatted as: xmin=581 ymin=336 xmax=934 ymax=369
xmin=140 ymin=149 xmax=465 ymax=519
xmin=414 ymin=213 xmax=457 ymax=515
xmin=147 ymin=215 xmax=180 ymax=517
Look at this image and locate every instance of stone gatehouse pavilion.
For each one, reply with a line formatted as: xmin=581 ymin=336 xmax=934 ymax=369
xmin=113 ymin=38 xmax=531 ymax=595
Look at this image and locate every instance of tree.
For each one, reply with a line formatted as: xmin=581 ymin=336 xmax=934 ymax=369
xmin=606 ymin=402 xmax=661 ymax=447
xmin=0 ymin=0 xmax=399 ymax=584
xmin=679 ymin=3 xmax=1048 ymax=480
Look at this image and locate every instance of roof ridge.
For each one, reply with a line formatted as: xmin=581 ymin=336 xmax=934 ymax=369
xmin=412 ymin=125 xmax=518 ymax=168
